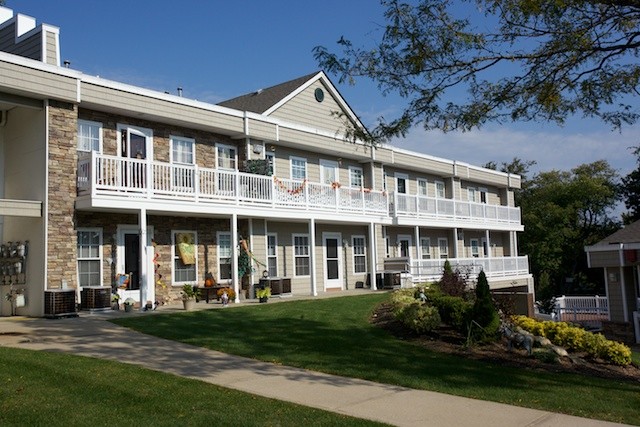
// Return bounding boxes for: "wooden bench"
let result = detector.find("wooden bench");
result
[195,286,223,303]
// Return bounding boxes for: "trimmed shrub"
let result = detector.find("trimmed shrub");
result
[429,294,472,333]
[396,303,441,334]
[512,315,632,365]
[468,271,500,342]
[438,260,469,297]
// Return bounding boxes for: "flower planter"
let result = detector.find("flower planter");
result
[183,299,196,311]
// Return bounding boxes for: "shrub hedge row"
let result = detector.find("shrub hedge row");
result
[512,315,632,366]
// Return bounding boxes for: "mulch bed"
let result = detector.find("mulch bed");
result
[371,302,640,383]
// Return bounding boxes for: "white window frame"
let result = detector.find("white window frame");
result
[293,233,310,277]
[77,119,102,153]
[438,237,449,259]
[172,230,198,285]
[117,124,153,160]
[417,178,428,196]
[470,238,480,258]
[435,181,445,198]
[77,228,103,287]
[170,135,195,165]
[349,166,364,188]
[267,233,278,277]
[290,156,307,181]
[420,237,431,259]
[217,231,232,282]
[352,235,367,274]
[216,143,237,170]
[468,187,477,203]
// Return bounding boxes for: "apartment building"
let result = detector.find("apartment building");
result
[0,7,533,317]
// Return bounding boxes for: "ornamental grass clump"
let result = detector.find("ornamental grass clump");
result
[512,315,632,366]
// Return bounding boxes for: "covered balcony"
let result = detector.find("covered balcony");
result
[76,153,389,217]
[392,192,521,226]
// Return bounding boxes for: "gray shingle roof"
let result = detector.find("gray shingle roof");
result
[598,220,640,245]
[218,72,320,114]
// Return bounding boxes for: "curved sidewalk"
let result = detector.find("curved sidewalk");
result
[0,313,630,427]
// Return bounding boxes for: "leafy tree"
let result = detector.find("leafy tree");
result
[621,146,640,224]
[518,160,620,295]
[315,0,640,140]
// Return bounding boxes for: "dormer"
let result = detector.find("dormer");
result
[0,6,60,66]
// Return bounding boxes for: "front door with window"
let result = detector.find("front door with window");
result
[323,233,342,289]
[397,235,412,258]
[118,125,152,190]
[117,225,154,304]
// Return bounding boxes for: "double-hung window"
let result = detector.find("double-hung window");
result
[417,179,428,196]
[420,237,431,259]
[438,238,449,259]
[293,234,310,276]
[352,236,367,273]
[77,229,102,287]
[217,232,232,281]
[468,187,477,203]
[290,157,307,181]
[435,181,445,198]
[267,234,278,277]
[77,120,102,153]
[173,231,197,284]
[217,144,237,170]
[171,136,195,189]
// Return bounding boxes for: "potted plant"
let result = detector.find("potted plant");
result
[111,293,121,310]
[123,297,136,313]
[181,284,200,311]
[256,286,271,303]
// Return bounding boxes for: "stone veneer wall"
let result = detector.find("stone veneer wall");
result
[47,101,78,289]
[75,212,245,302]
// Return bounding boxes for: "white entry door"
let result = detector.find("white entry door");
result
[323,232,342,289]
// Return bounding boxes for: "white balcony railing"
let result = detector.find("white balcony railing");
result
[392,192,521,225]
[407,256,530,283]
[77,153,389,216]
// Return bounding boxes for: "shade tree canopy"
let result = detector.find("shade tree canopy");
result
[314,0,640,140]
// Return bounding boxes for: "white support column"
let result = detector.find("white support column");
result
[511,231,519,256]
[138,208,148,310]
[414,226,420,260]
[309,218,317,296]
[231,214,239,303]
[485,230,491,258]
[369,222,377,290]
[452,228,459,258]
[248,218,255,291]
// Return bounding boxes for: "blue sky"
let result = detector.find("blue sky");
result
[9,0,640,181]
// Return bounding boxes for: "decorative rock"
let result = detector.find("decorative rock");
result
[550,345,569,357]
[535,336,552,347]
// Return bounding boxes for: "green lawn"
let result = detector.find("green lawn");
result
[0,346,386,427]
[114,293,640,425]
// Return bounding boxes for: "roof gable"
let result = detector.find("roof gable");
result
[218,71,365,137]
[598,220,640,245]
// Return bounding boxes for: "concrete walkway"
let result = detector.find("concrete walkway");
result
[0,302,631,427]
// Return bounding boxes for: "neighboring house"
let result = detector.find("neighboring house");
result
[585,221,640,343]
[0,7,533,317]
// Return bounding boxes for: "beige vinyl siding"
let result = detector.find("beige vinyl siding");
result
[392,151,453,176]
[606,267,625,322]
[246,118,278,142]
[45,30,57,65]
[0,60,76,101]
[589,250,621,268]
[270,81,348,134]
[266,221,312,295]
[250,219,268,274]
[81,82,245,134]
